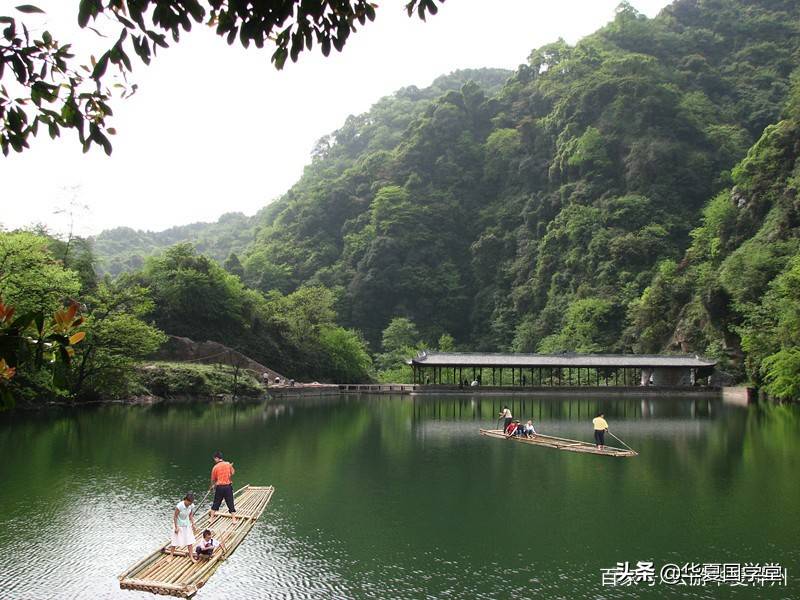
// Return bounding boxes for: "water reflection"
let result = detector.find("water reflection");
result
[406,393,719,422]
[0,396,798,599]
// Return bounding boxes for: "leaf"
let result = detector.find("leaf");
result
[15,5,45,14]
[272,47,288,69]
[69,331,86,345]
[0,306,16,323]
[119,48,132,71]
[92,52,109,79]
[30,84,41,106]
[93,127,112,155]
[78,0,100,28]
[117,15,134,29]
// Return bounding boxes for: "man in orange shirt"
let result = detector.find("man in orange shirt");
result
[209,451,237,523]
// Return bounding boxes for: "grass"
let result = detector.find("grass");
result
[135,361,265,399]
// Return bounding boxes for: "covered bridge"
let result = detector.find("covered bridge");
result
[406,351,716,387]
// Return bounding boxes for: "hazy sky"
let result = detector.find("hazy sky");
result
[2,0,671,236]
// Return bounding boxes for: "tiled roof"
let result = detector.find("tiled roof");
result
[407,351,716,368]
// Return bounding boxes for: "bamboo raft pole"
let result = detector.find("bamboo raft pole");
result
[479,429,638,457]
[119,485,275,597]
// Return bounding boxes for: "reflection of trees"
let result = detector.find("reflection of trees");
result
[0,403,278,504]
[3,396,798,578]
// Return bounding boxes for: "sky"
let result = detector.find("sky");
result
[2,0,672,237]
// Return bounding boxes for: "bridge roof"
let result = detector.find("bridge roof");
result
[406,351,716,369]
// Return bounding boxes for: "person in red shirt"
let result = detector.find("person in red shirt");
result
[209,451,237,523]
[505,421,518,437]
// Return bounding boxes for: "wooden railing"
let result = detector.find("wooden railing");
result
[338,384,419,393]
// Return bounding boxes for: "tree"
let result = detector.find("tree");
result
[48,235,97,291]
[1,0,444,155]
[0,231,81,315]
[223,252,245,279]
[538,298,622,354]
[374,316,421,379]
[381,317,420,355]
[0,298,86,408]
[437,332,455,352]
[69,280,166,399]
[138,242,250,341]
[738,253,800,393]
[264,284,376,381]
[318,325,373,382]
[265,285,337,344]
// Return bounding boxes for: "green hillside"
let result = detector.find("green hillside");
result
[92,68,512,277]
[92,211,258,276]
[91,0,800,392]
[631,86,800,393]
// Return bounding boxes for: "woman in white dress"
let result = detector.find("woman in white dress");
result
[169,492,198,562]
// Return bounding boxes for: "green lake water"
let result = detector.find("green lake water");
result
[0,393,797,599]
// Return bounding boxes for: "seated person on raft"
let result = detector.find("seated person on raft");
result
[194,529,224,559]
[523,420,537,438]
[505,420,520,436]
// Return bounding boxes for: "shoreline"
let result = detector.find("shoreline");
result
[8,393,267,412]
[6,384,780,412]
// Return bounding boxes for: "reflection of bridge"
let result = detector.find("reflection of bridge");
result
[408,394,723,425]
[406,351,716,387]
[412,417,723,446]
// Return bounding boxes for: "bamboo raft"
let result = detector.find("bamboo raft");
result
[479,429,638,457]
[119,485,274,597]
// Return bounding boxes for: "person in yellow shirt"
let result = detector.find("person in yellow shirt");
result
[592,412,609,449]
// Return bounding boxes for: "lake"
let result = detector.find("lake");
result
[0,393,797,599]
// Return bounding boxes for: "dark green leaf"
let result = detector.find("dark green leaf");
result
[15,5,45,14]
[9,311,36,330]
[91,52,109,79]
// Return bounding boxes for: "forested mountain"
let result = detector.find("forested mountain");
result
[632,89,800,395]
[92,211,258,276]
[90,0,800,391]
[92,68,511,278]
[242,0,799,355]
